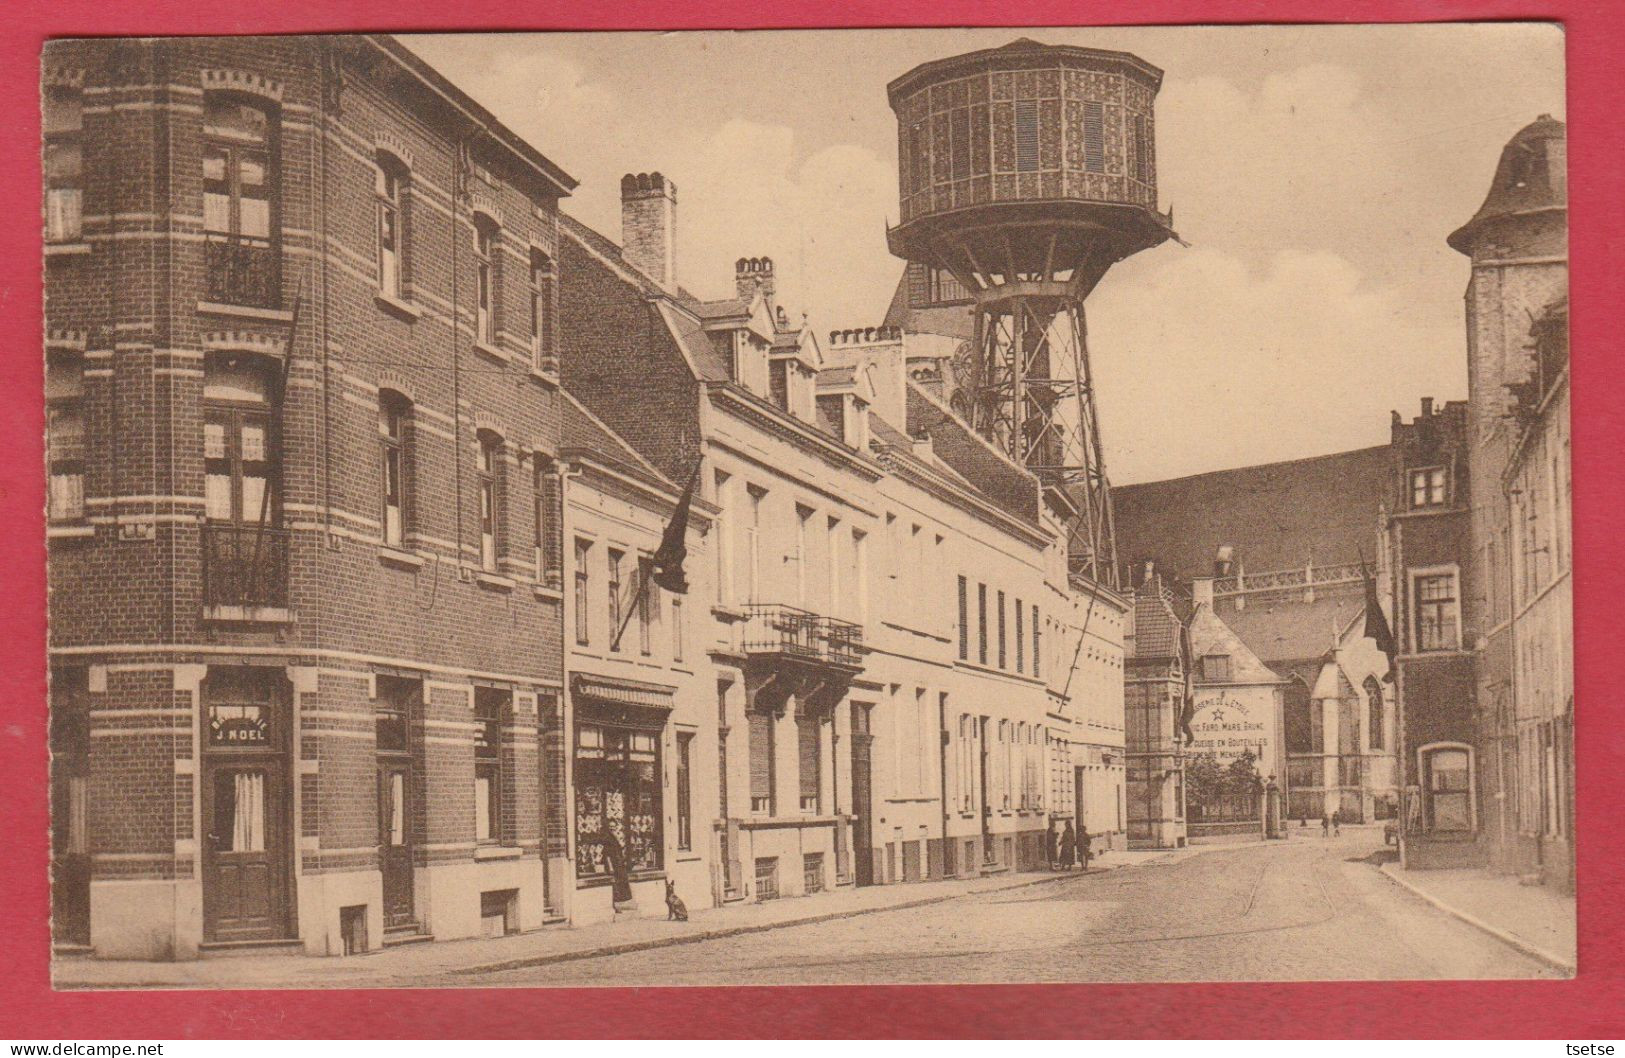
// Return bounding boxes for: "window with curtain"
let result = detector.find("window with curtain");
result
[204,355,278,526]
[202,94,280,308]
[574,722,662,877]
[44,85,83,243]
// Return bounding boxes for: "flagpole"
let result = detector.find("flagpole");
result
[609,566,651,654]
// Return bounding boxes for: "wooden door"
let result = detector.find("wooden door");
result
[379,761,415,928]
[203,763,287,941]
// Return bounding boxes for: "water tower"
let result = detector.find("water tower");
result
[887,39,1176,588]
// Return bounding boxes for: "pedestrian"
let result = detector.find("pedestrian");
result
[1321,813,1330,838]
[1059,820,1077,871]
[1047,821,1060,870]
[1078,826,1093,871]
[1332,809,1342,837]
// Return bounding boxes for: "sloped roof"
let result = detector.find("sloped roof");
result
[1449,114,1567,254]
[1190,604,1283,685]
[905,384,1040,525]
[560,389,676,493]
[1128,577,1183,660]
[819,365,858,387]
[692,297,749,320]
[1113,445,1390,587]
[1214,592,1364,671]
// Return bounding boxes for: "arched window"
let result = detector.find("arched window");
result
[1283,674,1314,755]
[528,249,554,372]
[477,430,503,571]
[378,391,412,546]
[1365,675,1385,752]
[1420,743,1474,833]
[473,215,501,346]
[375,153,411,299]
[202,94,280,308]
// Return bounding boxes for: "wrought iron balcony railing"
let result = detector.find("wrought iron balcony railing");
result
[202,523,290,610]
[204,235,281,310]
[741,604,863,669]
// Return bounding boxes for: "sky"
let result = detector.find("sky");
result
[403,24,1565,484]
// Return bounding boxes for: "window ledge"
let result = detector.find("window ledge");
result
[475,571,515,592]
[203,605,294,624]
[46,241,92,258]
[529,367,561,388]
[374,291,423,321]
[378,545,426,570]
[533,584,564,602]
[48,524,96,539]
[473,340,509,363]
[474,845,523,861]
[712,605,751,624]
[197,302,295,324]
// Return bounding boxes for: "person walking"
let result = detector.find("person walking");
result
[1047,820,1060,871]
[1321,812,1331,838]
[1059,820,1077,871]
[1332,808,1342,837]
[1078,826,1093,871]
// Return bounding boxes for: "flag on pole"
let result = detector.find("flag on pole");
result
[1362,557,1398,681]
[1177,617,1198,745]
[650,461,699,594]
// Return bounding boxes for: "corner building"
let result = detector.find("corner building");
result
[45,36,575,958]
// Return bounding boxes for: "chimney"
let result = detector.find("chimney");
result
[1421,396,1435,418]
[1191,576,1215,611]
[621,172,677,292]
[1214,544,1234,578]
[735,257,776,311]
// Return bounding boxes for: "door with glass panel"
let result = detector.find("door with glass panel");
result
[378,762,416,928]
[203,763,287,941]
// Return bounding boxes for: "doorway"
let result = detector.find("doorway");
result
[850,703,874,886]
[202,762,289,941]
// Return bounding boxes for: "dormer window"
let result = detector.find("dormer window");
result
[1410,467,1447,508]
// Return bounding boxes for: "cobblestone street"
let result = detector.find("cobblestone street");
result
[441,832,1558,987]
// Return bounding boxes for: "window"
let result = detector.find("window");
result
[204,355,278,525]
[203,94,279,308]
[1365,676,1385,751]
[1130,113,1149,183]
[798,712,821,813]
[607,548,624,651]
[717,681,733,828]
[1082,101,1105,173]
[746,486,765,602]
[533,456,554,581]
[748,708,774,815]
[375,156,407,298]
[637,556,654,656]
[473,215,498,345]
[44,85,83,243]
[1014,99,1039,172]
[574,723,662,877]
[1015,600,1024,673]
[477,433,502,571]
[997,591,1007,669]
[803,852,825,894]
[754,857,780,900]
[977,583,988,665]
[671,597,684,661]
[473,688,507,844]
[853,529,869,624]
[827,516,844,617]
[573,538,592,645]
[1413,571,1460,652]
[957,576,969,660]
[794,504,812,605]
[528,250,553,370]
[769,359,790,411]
[1410,467,1447,508]
[713,470,732,604]
[46,355,85,523]
[379,394,410,546]
[927,267,969,305]
[1032,605,1041,679]
[1421,744,1473,833]
[1202,655,1232,683]
[675,733,694,851]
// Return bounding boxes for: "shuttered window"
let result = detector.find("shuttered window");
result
[749,710,774,814]
[798,715,821,812]
[1014,100,1039,172]
[1083,102,1105,173]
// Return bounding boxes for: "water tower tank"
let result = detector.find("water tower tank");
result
[886,38,1178,587]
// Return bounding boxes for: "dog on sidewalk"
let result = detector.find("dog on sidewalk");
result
[665,879,689,922]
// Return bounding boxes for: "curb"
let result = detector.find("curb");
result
[1377,863,1575,975]
[451,870,1083,976]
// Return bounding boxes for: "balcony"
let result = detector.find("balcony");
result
[204,235,281,310]
[202,523,290,617]
[741,604,863,669]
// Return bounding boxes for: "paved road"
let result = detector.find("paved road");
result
[446,833,1557,986]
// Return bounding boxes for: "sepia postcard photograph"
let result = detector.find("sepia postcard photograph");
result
[37,21,1578,996]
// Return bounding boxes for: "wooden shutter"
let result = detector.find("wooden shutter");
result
[749,710,773,801]
[798,717,820,802]
[1083,102,1105,173]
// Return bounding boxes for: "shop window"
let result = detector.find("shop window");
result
[474,688,509,844]
[378,392,411,546]
[1413,570,1460,652]
[202,93,280,308]
[1421,744,1474,833]
[574,723,662,878]
[676,732,693,851]
[375,153,409,299]
[44,85,83,244]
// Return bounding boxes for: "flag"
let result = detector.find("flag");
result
[1177,618,1197,746]
[650,461,699,594]
[1362,559,1397,681]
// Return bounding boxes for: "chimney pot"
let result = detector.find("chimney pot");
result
[621,171,677,292]
[735,255,776,309]
[1421,396,1435,417]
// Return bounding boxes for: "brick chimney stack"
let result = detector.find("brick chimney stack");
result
[735,256,775,312]
[621,172,677,292]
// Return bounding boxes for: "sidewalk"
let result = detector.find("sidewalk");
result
[1380,862,1577,974]
[56,847,1194,990]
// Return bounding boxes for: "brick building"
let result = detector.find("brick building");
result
[1447,116,1571,893]
[1124,569,1188,849]
[45,36,575,958]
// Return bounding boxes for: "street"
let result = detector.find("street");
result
[438,833,1557,986]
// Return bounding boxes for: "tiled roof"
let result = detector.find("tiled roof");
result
[691,297,749,320]
[1113,445,1390,587]
[905,384,1040,525]
[819,365,858,387]
[1212,592,1364,671]
[1129,577,1183,659]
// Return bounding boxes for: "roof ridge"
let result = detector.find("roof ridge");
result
[1117,444,1391,490]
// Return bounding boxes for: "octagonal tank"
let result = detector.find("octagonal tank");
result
[887,38,1174,280]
